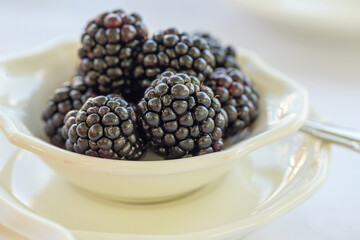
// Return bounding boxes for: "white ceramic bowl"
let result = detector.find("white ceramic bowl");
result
[0,39,309,203]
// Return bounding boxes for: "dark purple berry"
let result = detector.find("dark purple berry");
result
[131,28,216,103]
[194,32,241,69]
[138,72,226,159]
[63,95,146,160]
[205,67,259,137]
[42,74,98,148]
[78,9,148,100]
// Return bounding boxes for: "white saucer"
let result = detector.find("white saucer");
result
[0,126,330,240]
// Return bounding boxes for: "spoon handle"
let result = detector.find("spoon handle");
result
[301,120,360,152]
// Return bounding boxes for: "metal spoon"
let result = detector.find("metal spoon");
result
[301,120,360,152]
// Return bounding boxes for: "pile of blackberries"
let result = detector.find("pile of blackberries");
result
[42,9,259,160]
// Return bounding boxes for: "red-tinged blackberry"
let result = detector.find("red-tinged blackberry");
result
[63,95,145,160]
[42,75,98,148]
[132,28,216,101]
[194,32,240,69]
[78,9,148,95]
[138,71,227,159]
[205,68,259,137]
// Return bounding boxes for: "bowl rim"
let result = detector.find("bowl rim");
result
[0,38,309,175]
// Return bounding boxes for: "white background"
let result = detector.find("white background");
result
[0,0,359,239]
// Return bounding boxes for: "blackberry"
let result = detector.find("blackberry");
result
[138,72,227,159]
[132,28,216,102]
[64,95,145,160]
[205,68,259,136]
[194,32,240,69]
[78,9,148,96]
[61,109,79,142]
[42,75,97,148]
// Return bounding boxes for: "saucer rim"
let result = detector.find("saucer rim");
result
[0,126,330,240]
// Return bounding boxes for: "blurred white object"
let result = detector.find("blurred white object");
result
[0,188,74,240]
[226,0,360,34]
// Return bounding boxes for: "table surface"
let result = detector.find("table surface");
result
[0,0,359,239]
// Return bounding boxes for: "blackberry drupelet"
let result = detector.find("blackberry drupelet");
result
[194,32,240,69]
[138,71,227,159]
[42,75,97,148]
[63,95,145,160]
[132,28,216,101]
[205,67,259,137]
[78,9,148,96]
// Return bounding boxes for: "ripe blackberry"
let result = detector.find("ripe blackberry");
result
[78,9,148,95]
[138,72,227,159]
[205,68,259,137]
[64,95,145,160]
[42,75,97,148]
[194,32,240,69]
[132,28,216,101]
[61,109,79,142]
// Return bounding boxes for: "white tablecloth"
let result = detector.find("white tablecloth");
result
[0,0,359,239]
